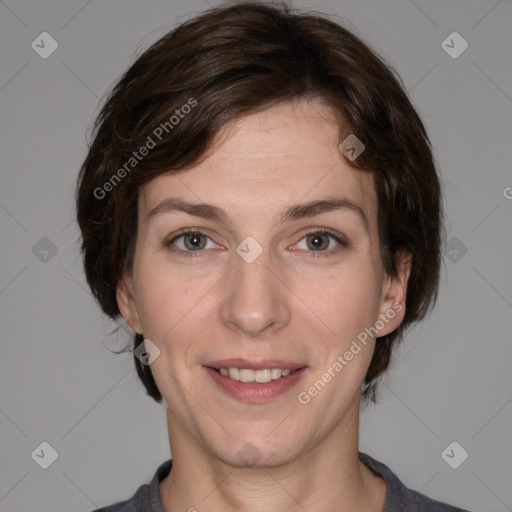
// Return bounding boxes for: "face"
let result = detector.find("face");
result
[117,98,409,468]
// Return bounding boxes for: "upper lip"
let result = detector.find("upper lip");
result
[204,358,306,370]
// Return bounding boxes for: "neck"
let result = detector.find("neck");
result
[159,401,386,512]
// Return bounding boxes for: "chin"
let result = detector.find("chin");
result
[207,436,301,469]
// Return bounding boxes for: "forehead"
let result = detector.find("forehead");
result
[139,99,377,227]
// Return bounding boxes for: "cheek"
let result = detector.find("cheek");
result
[133,251,182,338]
[133,251,219,345]
[297,261,382,345]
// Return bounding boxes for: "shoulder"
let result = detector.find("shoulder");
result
[359,452,472,512]
[91,498,138,512]
[89,459,172,512]
[89,487,144,512]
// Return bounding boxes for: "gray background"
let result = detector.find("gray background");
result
[1,0,511,511]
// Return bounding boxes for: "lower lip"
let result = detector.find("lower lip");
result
[204,366,307,403]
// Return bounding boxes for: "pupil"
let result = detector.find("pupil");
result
[309,234,326,250]
[186,233,204,250]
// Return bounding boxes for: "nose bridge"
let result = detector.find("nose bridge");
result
[219,239,290,337]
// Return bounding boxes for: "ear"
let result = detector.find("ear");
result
[116,272,143,334]
[375,250,412,337]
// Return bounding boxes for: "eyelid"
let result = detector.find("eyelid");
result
[298,227,348,244]
[165,228,224,256]
[291,227,348,257]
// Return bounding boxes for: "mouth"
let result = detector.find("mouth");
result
[203,359,307,402]
[211,366,301,383]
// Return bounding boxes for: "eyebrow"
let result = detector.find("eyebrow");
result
[147,196,369,233]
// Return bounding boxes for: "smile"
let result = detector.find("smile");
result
[204,365,308,402]
[216,367,292,383]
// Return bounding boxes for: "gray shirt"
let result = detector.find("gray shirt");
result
[91,453,471,511]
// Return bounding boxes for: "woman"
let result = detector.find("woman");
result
[76,2,470,510]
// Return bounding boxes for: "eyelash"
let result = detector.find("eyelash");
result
[165,228,347,259]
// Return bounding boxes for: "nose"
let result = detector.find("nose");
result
[219,245,291,338]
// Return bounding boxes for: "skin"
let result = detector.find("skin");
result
[117,98,411,512]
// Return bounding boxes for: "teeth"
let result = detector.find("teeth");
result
[228,368,240,381]
[240,369,256,382]
[271,368,282,380]
[219,367,292,383]
[255,369,272,383]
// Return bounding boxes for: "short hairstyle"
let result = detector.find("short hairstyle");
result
[75,1,443,403]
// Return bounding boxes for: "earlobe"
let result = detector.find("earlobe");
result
[376,251,412,337]
[116,273,143,334]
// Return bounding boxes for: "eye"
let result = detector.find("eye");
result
[165,228,347,259]
[166,230,220,258]
[294,229,346,257]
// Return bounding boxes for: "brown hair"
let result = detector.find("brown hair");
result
[75,1,443,403]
